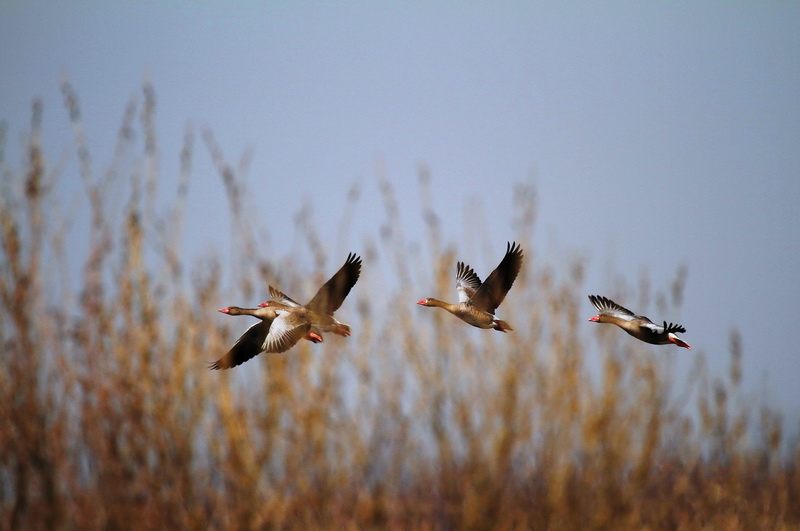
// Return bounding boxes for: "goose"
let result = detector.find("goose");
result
[588,294,691,349]
[417,241,523,332]
[210,306,321,370]
[260,252,362,338]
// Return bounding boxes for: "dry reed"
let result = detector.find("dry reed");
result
[1,84,798,530]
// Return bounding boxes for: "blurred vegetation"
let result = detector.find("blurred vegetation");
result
[1,83,798,530]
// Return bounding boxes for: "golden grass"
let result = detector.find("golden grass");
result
[1,83,798,529]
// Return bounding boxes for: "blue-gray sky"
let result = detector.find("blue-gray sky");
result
[2,2,799,421]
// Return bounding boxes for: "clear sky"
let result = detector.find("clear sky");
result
[2,2,799,420]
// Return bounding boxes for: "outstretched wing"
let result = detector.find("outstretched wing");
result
[588,295,638,321]
[268,285,303,307]
[662,321,687,334]
[455,261,482,303]
[210,320,270,370]
[469,242,523,314]
[262,311,312,352]
[306,253,362,314]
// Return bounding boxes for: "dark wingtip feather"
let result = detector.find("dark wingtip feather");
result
[456,261,476,277]
[663,321,687,334]
[347,252,363,275]
[588,294,605,311]
[588,295,637,317]
[347,252,363,270]
[506,241,523,260]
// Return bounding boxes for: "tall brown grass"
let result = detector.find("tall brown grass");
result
[1,83,798,529]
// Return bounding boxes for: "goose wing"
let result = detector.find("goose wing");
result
[468,242,523,314]
[262,310,312,352]
[269,285,303,307]
[455,261,482,303]
[662,321,687,334]
[306,252,362,314]
[588,295,639,322]
[210,320,271,370]
[639,320,686,335]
